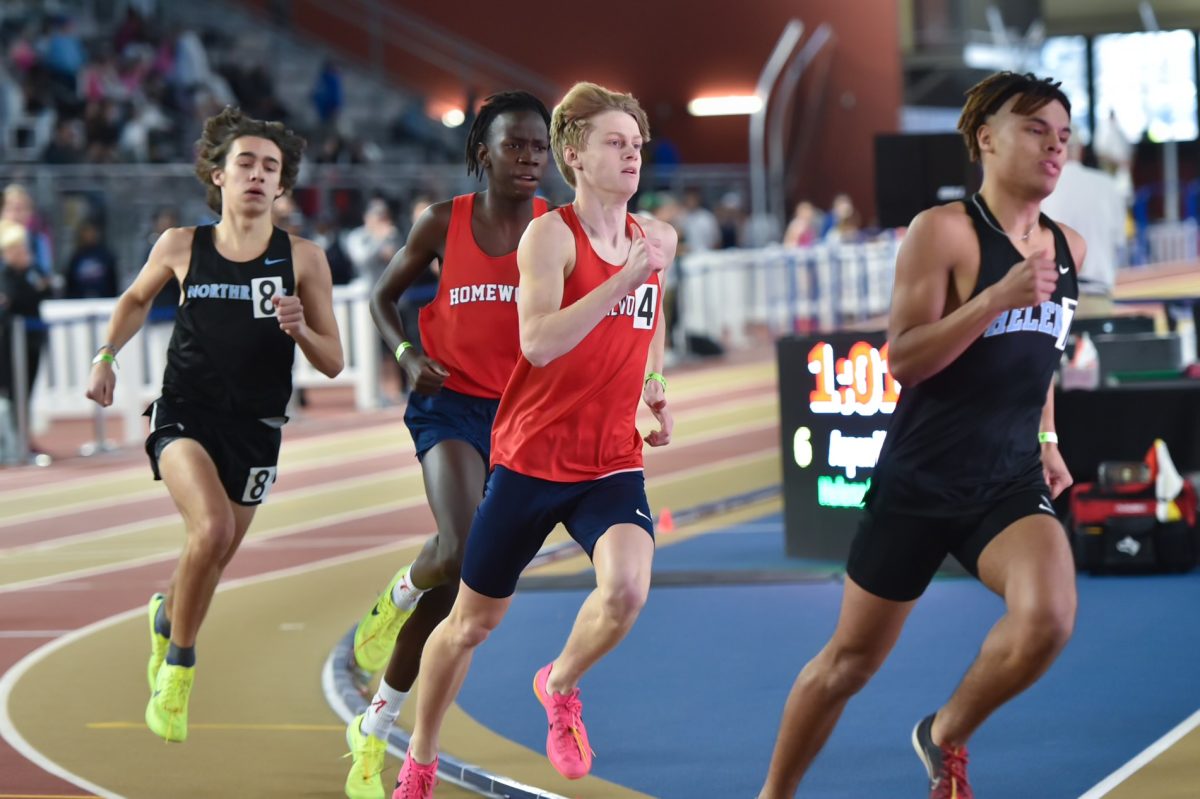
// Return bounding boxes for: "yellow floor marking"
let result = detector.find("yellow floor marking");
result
[86,721,343,732]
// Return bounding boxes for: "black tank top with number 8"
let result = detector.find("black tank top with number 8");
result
[161,224,296,418]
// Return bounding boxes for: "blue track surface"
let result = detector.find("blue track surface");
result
[458,514,1200,798]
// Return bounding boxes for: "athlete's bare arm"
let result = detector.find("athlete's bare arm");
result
[639,217,677,446]
[516,213,666,367]
[370,202,451,353]
[886,205,1060,386]
[369,202,452,393]
[284,237,344,378]
[86,227,193,407]
[1038,222,1084,498]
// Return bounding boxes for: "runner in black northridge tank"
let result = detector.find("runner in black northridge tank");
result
[758,71,1084,799]
[86,108,344,745]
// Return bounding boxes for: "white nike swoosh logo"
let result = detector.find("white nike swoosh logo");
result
[635,508,652,522]
[265,257,288,265]
[1039,499,1055,513]
[1058,263,1069,274]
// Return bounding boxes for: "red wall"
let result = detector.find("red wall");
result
[282,0,903,217]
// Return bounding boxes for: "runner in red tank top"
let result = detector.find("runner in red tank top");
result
[341,91,552,799]
[396,82,679,797]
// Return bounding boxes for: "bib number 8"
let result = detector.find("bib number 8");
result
[251,277,284,319]
[633,283,658,330]
[242,466,277,503]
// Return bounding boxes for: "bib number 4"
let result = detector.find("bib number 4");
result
[633,283,658,330]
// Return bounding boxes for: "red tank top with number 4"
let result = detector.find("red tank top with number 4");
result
[490,205,661,481]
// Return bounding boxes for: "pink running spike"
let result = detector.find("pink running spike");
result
[532,662,594,780]
[392,751,437,799]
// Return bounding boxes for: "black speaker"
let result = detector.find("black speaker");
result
[1071,315,1156,338]
[874,133,982,228]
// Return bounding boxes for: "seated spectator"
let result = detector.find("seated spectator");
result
[681,187,721,253]
[715,191,746,249]
[310,59,342,129]
[783,201,821,247]
[0,220,51,404]
[1,184,53,278]
[41,116,86,163]
[271,194,306,236]
[145,206,182,318]
[823,193,861,244]
[64,220,119,298]
[342,197,399,287]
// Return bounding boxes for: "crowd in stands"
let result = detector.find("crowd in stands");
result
[0,6,451,167]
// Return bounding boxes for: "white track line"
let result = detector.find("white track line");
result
[0,437,413,529]
[0,421,408,503]
[0,536,426,799]
[2,417,776,567]
[0,501,427,595]
[1,437,780,798]
[0,375,772,505]
[0,460,426,557]
[1,442,777,595]
[0,394,773,533]
[1076,707,1200,798]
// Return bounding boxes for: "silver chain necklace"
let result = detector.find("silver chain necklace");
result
[972,193,1036,241]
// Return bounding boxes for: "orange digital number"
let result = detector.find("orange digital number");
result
[880,342,900,412]
[807,342,840,413]
[809,341,901,416]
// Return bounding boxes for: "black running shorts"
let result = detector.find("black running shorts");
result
[144,397,283,506]
[845,485,1060,601]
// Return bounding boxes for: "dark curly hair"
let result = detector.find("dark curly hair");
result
[194,107,306,212]
[464,90,551,180]
[957,72,1071,162]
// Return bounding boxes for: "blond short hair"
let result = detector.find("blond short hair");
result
[0,219,27,250]
[550,82,650,187]
[3,183,30,203]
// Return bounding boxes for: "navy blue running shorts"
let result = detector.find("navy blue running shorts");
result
[460,465,656,599]
[404,387,500,463]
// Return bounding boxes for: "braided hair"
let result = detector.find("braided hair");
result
[464,90,551,180]
[957,72,1070,162]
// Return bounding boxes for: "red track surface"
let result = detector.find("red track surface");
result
[0,361,778,797]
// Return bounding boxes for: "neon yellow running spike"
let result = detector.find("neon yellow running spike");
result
[352,567,417,673]
[146,593,169,692]
[343,713,386,799]
[145,663,194,743]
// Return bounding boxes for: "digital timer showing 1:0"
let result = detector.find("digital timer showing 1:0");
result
[807,340,901,416]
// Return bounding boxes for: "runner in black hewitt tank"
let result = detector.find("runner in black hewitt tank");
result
[86,108,343,745]
[758,72,1086,799]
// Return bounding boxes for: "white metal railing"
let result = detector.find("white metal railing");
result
[679,237,900,347]
[1147,219,1199,264]
[26,281,379,444]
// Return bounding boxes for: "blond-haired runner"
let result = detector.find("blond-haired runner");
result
[392,81,677,798]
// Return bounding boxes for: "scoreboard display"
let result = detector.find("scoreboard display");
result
[777,332,896,560]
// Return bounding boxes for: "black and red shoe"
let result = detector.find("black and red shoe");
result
[912,713,973,799]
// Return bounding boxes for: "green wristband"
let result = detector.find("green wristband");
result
[644,372,667,391]
[92,352,118,369]
[1038,431,1058,444]
[394,341,414,362]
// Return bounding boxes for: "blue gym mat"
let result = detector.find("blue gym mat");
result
[458,514,1200,798]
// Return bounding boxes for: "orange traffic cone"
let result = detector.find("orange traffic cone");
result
[657,507,675,533]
